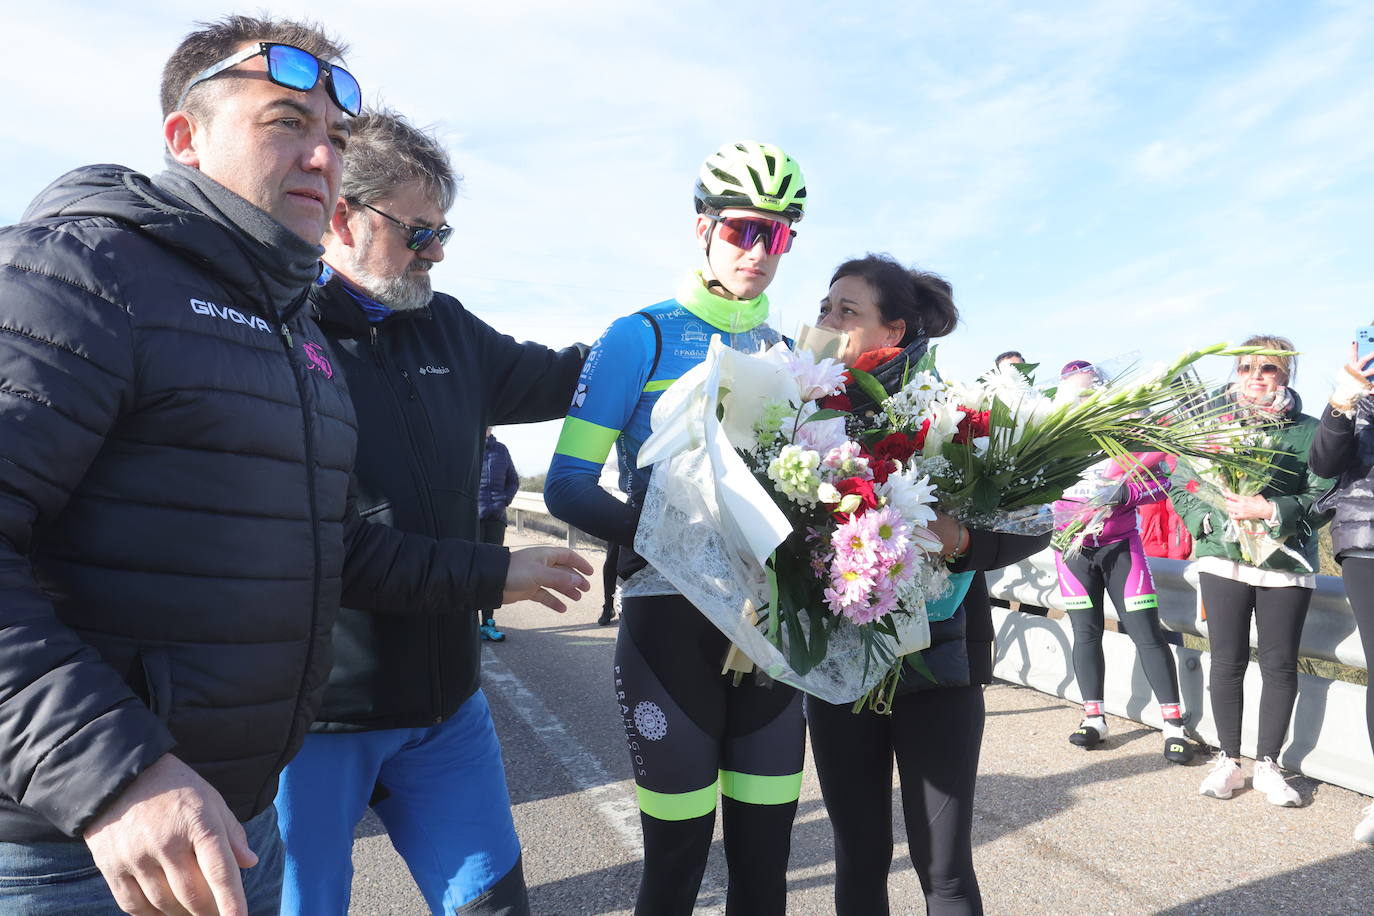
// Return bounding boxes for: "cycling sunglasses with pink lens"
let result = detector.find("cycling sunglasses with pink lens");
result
[705,214,796,255]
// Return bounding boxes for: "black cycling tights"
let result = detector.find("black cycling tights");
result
[1339,557,1374,758]
[1058,539,1181,705]
[1199,572,1311,760]
[808,685,986,916]
[615,595,803,916]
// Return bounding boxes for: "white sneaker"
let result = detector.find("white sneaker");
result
[1355,804,1374,844]
[1252,758,1302,807]
[1198,752,1244,799]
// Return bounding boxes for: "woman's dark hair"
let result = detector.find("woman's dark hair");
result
[828,253,959,345]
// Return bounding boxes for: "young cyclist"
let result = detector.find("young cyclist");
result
[546,141,807,916]
[1052,444,1193,764]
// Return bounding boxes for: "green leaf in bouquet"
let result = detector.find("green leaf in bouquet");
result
[848,367,889,409]
[970,476,1002,515]
[771,547,827,675]
[910,343,939,376]
[906,650,937,685]
[800,408,848,424]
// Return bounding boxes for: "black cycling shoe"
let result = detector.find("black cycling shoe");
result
[1163,734,1195,764]
[597,607,617,626]
[1069,723,1105,748]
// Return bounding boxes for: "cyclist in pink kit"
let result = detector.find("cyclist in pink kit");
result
[1052,362,1194,764]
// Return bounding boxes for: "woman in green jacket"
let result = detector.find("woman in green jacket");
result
[1171,335,1333,806]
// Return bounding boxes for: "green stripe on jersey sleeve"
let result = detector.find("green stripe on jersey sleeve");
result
[554,416,621,464]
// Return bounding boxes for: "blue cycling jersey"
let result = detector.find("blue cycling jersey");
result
[545,274,782,547]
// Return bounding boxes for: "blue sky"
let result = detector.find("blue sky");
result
[2,1,1370,472]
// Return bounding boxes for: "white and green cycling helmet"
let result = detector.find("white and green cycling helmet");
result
[694,140,806,222]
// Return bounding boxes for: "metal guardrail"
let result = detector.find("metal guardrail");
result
[509,491,604,550]
[987,549,1373,797]
[506,493,1373,796]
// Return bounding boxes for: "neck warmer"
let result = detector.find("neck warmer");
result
[153,158,322,315]
[675,272,769,333]
[1231,384,1296,421]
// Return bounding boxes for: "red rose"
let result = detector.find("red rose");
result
[953,409,990,445]
[818,393,853,412]
[833,477,879,519]
[914,418,931,450]
[869,432,921,464]
[866,457,898,484]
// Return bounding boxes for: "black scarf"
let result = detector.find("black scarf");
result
[153,158,322,317]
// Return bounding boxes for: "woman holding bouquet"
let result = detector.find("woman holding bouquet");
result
[809,254,1049,916]
[1307,342,1374,840]
[545,141,807,915]
[1171,337,1333,806]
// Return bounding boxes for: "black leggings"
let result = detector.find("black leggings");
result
[1339,557,1374,759]
[1199,572,1311,760]
[1056,540,1181,706]
[808,685,985,916]
[615,595,803,916]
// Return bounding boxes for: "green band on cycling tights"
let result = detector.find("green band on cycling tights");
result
[1062,595,1094,611]
[719,769,802,805]
[636,780,718,821]
[1125,593,1159,611]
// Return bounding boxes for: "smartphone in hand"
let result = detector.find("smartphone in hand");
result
[1359,326,1374,364]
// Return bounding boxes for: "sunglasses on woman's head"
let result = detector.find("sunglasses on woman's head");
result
[705,214,796,255]
[1237,362,1282,375]
[176,42,362,116]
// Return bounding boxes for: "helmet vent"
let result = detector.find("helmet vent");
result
[764,154,777,173]
[710,166,744,188]
[746,166,764,192]
[776,174,792,198]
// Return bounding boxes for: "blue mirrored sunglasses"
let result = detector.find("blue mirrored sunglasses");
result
[176,42,361,116]
[354,201,453,252]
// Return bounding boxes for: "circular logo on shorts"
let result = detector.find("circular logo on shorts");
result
[633,701,668,741]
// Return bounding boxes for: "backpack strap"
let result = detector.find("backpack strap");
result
[636,310,664,391]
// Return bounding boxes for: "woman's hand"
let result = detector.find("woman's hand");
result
[1222,489,1273,522]
[1345,342,1374,383]
[928,510,968,557]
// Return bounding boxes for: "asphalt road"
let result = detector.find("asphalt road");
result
[348,533,1374,915]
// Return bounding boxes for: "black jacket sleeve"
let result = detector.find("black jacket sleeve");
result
[0,230,174,836]
[478,318,587,427]
[1309,406,1357,480]
[950,529,1052,575]
[340,480,510,614]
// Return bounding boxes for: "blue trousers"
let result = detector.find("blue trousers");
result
[0,804,283,914]
[275,689,525,914]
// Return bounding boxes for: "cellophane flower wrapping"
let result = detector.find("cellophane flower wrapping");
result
[632,338,939,705]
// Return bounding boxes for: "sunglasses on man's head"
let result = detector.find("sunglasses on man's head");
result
[705,214,796,255]
[1237,362,1282,376]
[354,201,453,252]
[176,42,362,117]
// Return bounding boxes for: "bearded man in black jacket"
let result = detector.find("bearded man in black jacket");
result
[0,17,589,916]
[273,109,587,916]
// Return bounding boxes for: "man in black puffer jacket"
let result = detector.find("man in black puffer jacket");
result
[274,109,586,916]
[0,17,589,916]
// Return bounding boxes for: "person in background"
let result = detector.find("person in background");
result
[995,349,1025,370]
[479,428,521,641]
[811,254,1049,916]
[1052,444,1193,764]
[1308,340,1374,841]
[1137,455,1194,561]
[1172,336,1332,807]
